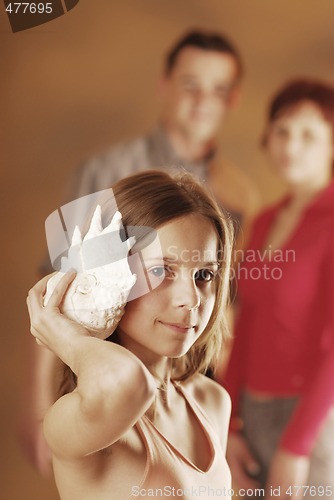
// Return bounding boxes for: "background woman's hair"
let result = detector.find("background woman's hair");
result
[58,169,234,397]
[262,78,334,148]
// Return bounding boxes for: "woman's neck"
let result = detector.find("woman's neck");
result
[288,173,332,210]
[116,329,176,410]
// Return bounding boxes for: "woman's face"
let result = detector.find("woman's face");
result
[117,214,219,362]
[266,100,334,188]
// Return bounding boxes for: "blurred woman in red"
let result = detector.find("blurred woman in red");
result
[223,79,334,499]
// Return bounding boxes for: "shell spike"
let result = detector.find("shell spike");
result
[84,205,103,240]
[126,236,136,251]
[60,255,69,272]
[71,225,82,247]
[102,210,122,234]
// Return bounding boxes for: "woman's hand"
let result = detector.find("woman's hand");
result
[227,432,261,491]
[265,449,310,499]
[26,271,89,364]
[27,271,156,460]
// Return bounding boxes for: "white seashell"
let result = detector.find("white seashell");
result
[44,206,136,339]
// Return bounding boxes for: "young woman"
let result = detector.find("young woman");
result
[223,79,334,499]
[27,170,234,500]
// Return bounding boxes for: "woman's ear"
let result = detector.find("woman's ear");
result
[157,74,168,100]
[261,130,269,149]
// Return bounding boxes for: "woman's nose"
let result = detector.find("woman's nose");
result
[284,136,302,156]
[173,275,201,310]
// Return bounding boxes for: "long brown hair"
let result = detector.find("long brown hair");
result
[106,170,233,379]
[59,169,233,396]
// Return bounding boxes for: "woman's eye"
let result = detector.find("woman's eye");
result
[195,269,215,282]
[150,267,166,278]
[275,126,288,138]
[148,266,176,282]
[303,130,314,142]
[149,266,174,279]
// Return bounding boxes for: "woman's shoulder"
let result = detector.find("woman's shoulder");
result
[253,197,288,225]
[181,374,231,431]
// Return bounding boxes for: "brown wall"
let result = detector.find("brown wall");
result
[1,1,334,498]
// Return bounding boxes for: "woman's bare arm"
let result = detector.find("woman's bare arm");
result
[27,273,156,460]
[17,340,57,475]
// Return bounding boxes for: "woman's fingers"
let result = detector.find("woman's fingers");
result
[27,272,57,312]
[27,271,76,343]
[26,271,89,358]
[46,271,76,309]
[26,283,45,321]
[27,271,76,312]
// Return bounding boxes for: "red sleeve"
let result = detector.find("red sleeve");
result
[280,235,334,456]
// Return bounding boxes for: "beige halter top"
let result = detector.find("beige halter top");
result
[128,381,231,499]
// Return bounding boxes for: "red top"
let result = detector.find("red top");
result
[224,180,334,456]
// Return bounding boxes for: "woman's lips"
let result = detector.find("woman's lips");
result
[159,321,195,334]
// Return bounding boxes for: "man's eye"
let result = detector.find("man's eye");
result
[195,269,215,282]
[215,86,230,98]
[184,85,197,92]
[182,80,198,91]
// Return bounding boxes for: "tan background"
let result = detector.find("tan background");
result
[1,1,334,498]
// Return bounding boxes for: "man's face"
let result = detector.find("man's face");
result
[161,47,239,143]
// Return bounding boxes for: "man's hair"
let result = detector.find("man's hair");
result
[164,29,243,81]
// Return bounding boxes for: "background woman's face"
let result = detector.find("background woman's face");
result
[266,101,334,188]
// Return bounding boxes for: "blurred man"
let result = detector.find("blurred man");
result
[19,30,259,475]
[41,30,258,263]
